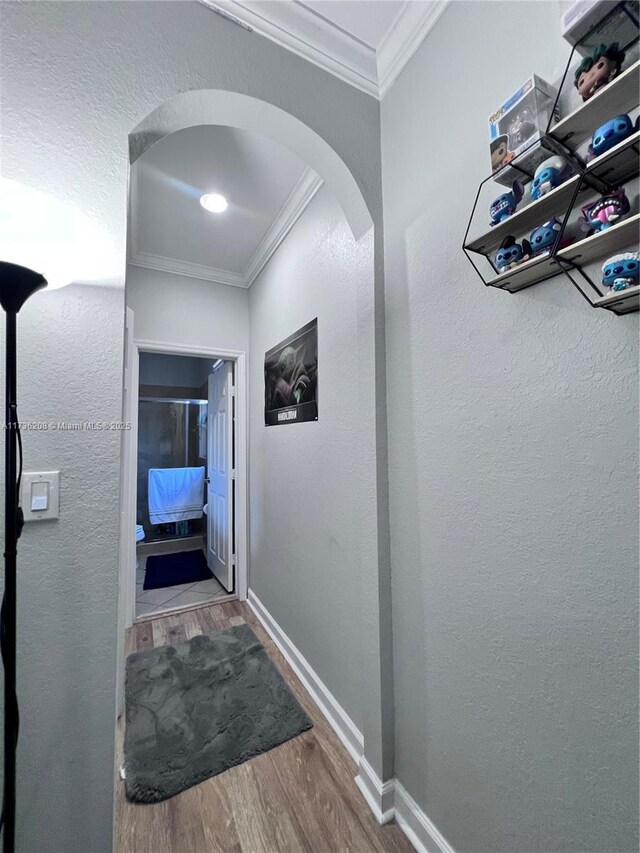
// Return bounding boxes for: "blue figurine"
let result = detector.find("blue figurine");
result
[602,252,639,291]
[588,114,638,160]
[529,219,562,256]
[490,180,524,225]
[495,235,532,273]
[530,155,572,201]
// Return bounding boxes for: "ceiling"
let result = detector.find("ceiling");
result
[129,125,322,287]
[299,1,405,48]
[198,0,449,98]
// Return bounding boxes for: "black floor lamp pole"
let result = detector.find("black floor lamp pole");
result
[0,263,47,853]
[3,308,18,853]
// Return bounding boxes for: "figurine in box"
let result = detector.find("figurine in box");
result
[574,43,626,101]
[529,219,562,256]
[490,180,524,225]
[488,76,558,186]
[587,114,638,160]
[490,135,514,172]
[602,252,639,291]
[581,188,630,234]
[530,155,572,200]
[495,235,532,273]
[507,108,536,148]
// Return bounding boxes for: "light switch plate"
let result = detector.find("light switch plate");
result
[21,471,60,522]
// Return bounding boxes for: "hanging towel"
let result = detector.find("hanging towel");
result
[148,467,205,525]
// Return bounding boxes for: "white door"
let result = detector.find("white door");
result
[207,362,234,591]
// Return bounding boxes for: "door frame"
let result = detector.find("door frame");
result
[120,337,248,629]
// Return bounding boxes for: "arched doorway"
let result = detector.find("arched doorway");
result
[129,89,373,241]
[118,90,391,830]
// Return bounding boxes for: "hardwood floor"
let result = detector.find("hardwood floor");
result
[115,600,412,853]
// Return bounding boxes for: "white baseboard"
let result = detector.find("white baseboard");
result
[247,589,454,853]
[394,781,455,853]
[354,756,395,824]
[247,588,364,764]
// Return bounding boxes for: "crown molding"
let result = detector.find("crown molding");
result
[128,249,248,287]
[128,164,323,288]
[244,168,323,286]
[377,1,449,98]
[198,0,449,99]
[199,0,379,97]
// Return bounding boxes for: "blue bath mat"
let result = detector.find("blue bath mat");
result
[143,549,213,590]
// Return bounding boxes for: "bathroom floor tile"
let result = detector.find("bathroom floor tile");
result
[155,582,196,596]
[163,589,221,608]
[135,603,159,616]
[136,587,181,606]
[189,577,226,595]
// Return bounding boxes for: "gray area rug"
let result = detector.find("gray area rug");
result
[124,623,313,803]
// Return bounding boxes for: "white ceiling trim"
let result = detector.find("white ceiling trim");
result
[198,0,449,99]
[200,0,379,96]
[128,166,323,289]
[244,167,323,286]
[377,1,449,98]
[128,249,248,288]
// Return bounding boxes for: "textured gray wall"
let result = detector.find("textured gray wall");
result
[249,186,377,731]
[13,286,123,853]
[381,2,639,851]
[0,2,386,850]
[127,266,250,354]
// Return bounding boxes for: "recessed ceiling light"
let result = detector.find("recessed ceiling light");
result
[200,192,228,214]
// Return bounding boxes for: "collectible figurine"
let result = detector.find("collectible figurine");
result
[530,155,572,200]
[488,76,557,179]
[495,235,532,273]
[574,43,625,102]
[529,219,562,256]
[508,108,536,148]
[581,188,630,234]
[490,180,524,225]
[588,114,638,160]
[602,252,639,291]
[490,135,514,172]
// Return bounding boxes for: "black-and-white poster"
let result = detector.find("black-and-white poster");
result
[264,319,318,426]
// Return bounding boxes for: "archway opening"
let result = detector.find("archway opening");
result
[128,89,373,241]
[117,93,383,831]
